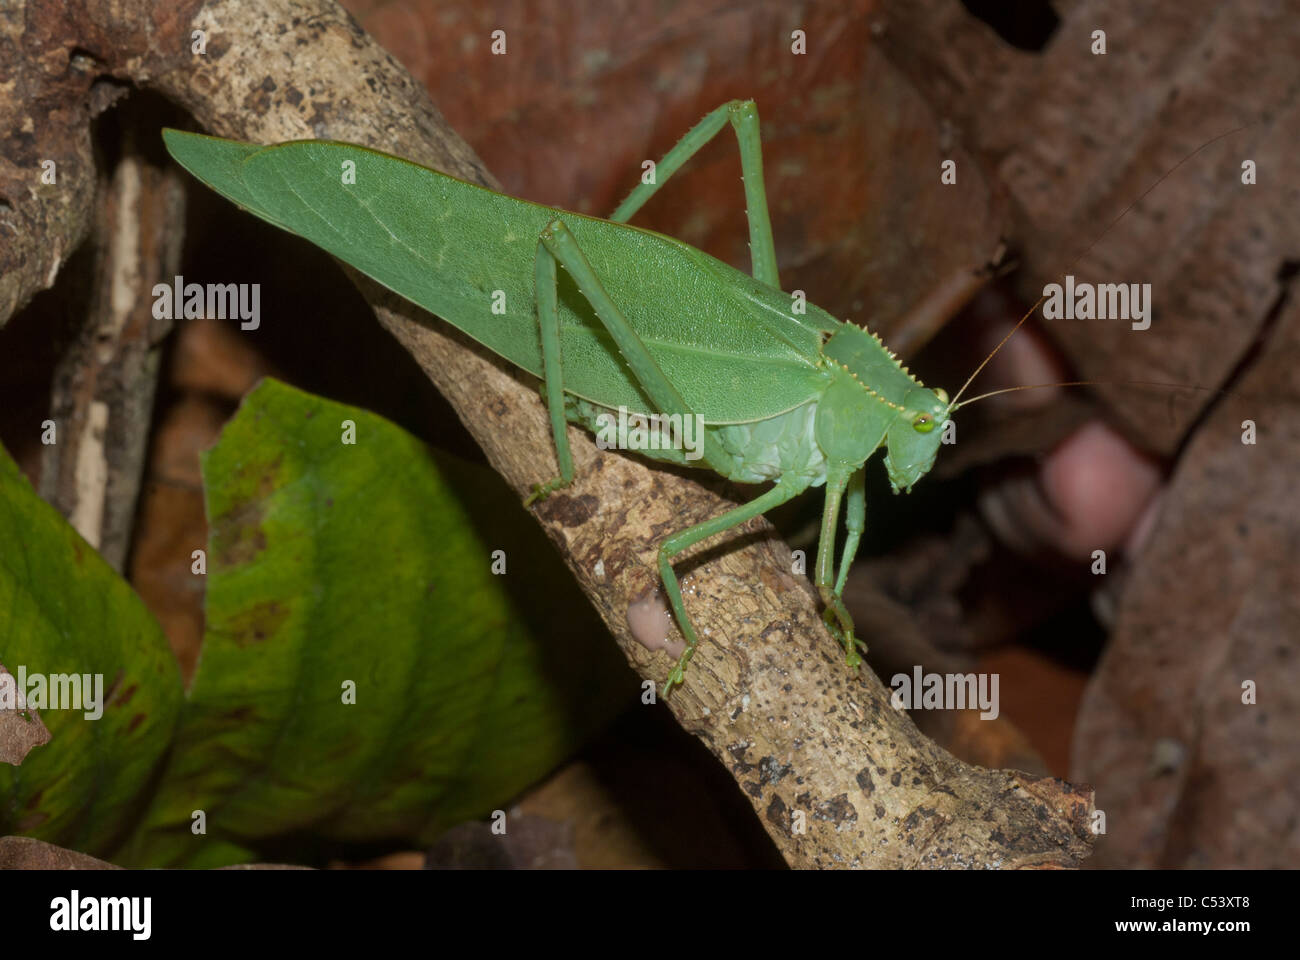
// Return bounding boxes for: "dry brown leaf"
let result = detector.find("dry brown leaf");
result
[1072,292,1300,868]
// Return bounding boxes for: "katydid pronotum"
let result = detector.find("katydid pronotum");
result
[161,100,1224,695]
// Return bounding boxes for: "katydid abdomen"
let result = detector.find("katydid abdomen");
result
[568,394,828,485]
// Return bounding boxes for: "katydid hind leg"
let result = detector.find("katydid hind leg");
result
[815,464,863,667]
[656,476,810,695]
[609,100,780,287]
[523,239,576,506]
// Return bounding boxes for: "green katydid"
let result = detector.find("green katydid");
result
[159,100,1208,694]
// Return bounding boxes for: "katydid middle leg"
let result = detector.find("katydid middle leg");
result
[656,473,811,694]
[609,99,780,287]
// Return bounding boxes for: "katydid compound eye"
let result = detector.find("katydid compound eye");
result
[912,414,934,433]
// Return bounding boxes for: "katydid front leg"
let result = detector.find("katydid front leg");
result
[816,463,866,667]
[836,466,866,598]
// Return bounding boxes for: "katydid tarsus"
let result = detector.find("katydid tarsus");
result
[161,101,1230,695]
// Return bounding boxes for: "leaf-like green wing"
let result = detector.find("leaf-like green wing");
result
[122,379,629,867]
[0,444,182,855]
[163,129,828,425]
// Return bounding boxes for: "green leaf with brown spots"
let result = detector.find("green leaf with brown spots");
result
[120,378,630,867]
[0,442,183,855]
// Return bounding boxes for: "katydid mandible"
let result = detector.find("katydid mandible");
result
[163,100,970,694]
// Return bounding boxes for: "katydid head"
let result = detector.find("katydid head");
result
[883,385,951,493]
[814,327,953,491]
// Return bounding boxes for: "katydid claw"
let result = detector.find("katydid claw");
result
[822,610,864,668]
[661,641,697,697]
[661,664,685,698]
[524,476,569,506]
